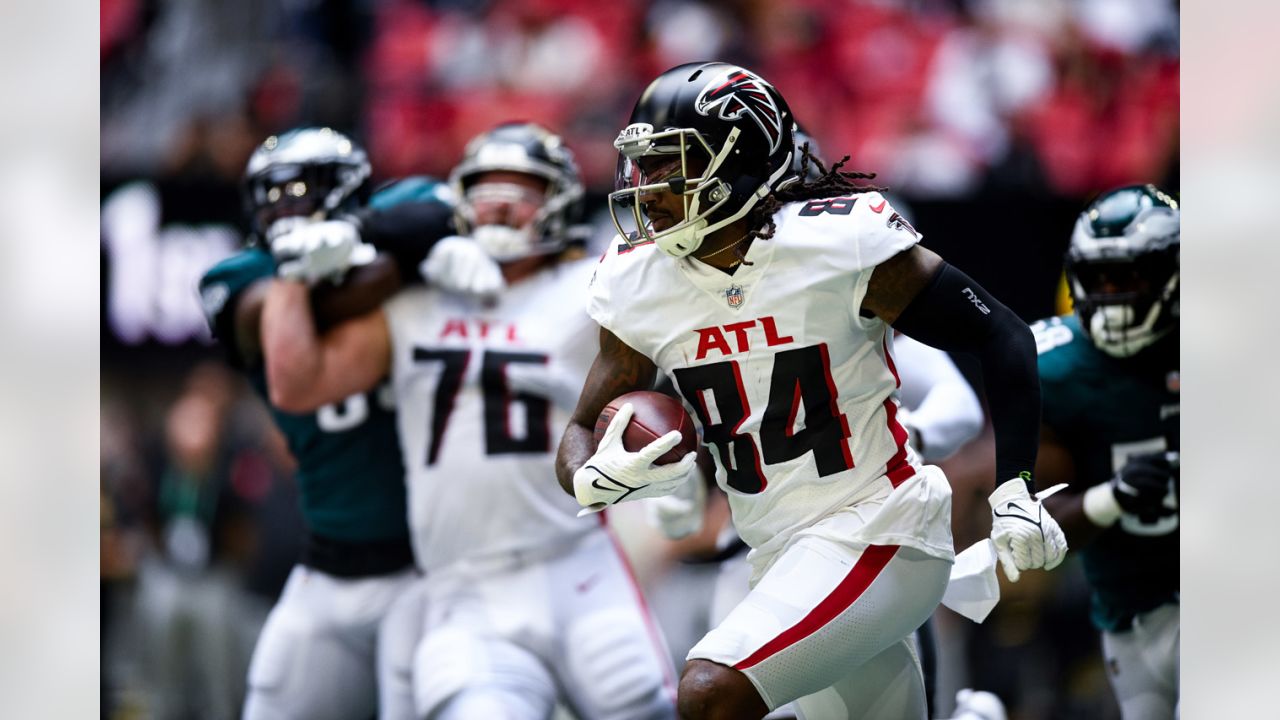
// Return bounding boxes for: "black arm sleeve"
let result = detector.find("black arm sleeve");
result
[891,262,1040,490]
[351,199,456,284]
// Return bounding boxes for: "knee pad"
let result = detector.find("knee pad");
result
[564,608,670,717]
[414,627,555,720]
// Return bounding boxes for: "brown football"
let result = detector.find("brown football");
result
[594,390,697,465]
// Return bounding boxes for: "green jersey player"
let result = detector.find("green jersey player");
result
[1037,185,1180,720]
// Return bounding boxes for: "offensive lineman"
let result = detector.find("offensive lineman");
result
[1036,185,1180,719]
[259,122,678,719]
[198,127,499,720]
[556,62,1066,719]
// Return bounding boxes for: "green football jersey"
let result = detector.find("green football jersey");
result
[198,248,409,543]
[1034,314,1179,631]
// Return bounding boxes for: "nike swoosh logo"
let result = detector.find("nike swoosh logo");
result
[869,199,887,214]
[587,466,641,503]
[993,507,1043,530]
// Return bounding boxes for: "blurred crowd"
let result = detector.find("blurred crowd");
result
[100,0,1179,718]
[101,0,1178,197]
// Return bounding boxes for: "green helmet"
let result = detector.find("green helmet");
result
[1065,184,1179,357]
[242,127,371,242]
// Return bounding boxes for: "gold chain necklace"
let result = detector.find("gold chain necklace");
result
[698,234,753,267]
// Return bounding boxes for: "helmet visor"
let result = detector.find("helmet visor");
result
[463,181,548,231]
[1069,260,1149,303]
[246,164,340,231]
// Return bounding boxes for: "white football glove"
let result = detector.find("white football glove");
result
[573,403,698,515]
[420,235,506,297]
[950,688,1008,720]
[988,478,1068,582]
[271,219,375,284]
[645,461,707,539]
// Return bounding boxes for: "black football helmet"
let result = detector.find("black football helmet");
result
[242,127,371,242]
[449,122,584,262]
[1065,184,1180,357]
[610,62,795,257]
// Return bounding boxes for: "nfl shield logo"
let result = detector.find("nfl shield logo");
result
[725,284,745,308]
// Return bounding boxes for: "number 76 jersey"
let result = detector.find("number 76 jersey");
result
[588,194,955,569]
[384,258,602,572]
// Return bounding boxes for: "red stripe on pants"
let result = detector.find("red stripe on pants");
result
[734,544,900,670]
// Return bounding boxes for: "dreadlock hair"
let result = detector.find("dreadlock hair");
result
[733,143,886,266]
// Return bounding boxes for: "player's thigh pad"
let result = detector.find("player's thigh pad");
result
[244,566,412,720]
[1103,603,1179,720]
[557,531,677,720]
[413,625,557,720]
[688,539,949,711]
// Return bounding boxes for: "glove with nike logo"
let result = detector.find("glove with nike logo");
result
[573,403,698,515]
[988,477,1068,582]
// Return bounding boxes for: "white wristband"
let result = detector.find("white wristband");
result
[1083,483,1122,527]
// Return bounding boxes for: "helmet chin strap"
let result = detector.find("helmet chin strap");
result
[679,152,793,258]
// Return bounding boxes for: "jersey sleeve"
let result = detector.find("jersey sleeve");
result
[584,239,620,332]
[1032,315,1086,433]
[197,248,274,362]
[849,192,923,269]
[819,192,922,317]
[355,176,457,285]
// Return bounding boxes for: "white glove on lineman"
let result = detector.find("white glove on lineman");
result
[988,478,1068,582]
[645,461,707,539]
[271,219,375,283]
[574,403,698,515]
[420,235,506,297]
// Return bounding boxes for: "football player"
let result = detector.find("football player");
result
[198,127,500,720]
[1035,185,1180,719]
[556,62,1066,719]
[258,122,678,720]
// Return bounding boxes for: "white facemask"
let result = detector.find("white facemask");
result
[472,224,535,262]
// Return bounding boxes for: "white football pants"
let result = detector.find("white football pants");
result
[241,565,418,720]
[1102,602,1179,720]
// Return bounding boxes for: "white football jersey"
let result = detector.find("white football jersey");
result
[385,257,601,572]
[588,193,953,567]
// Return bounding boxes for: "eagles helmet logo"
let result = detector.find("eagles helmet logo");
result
[695,68,784,154]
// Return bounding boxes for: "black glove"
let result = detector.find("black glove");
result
[1111,451,1179,525]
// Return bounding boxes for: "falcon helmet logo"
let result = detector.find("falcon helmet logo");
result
[725,284,745,307]
[695,68,784,154]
